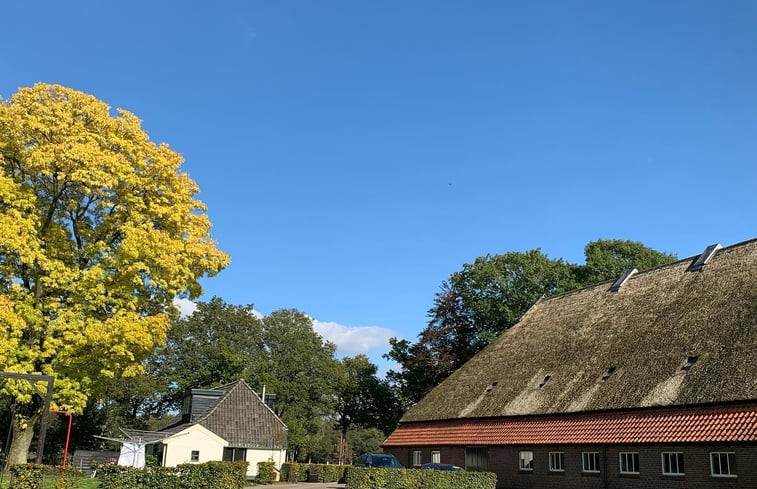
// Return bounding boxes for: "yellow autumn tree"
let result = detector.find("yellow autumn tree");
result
[0,83,229,463]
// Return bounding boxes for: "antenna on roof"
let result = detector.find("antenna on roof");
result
[688,243,722,271]
[610,269,637,292]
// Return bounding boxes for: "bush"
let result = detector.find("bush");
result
[280,462,349,483]
[94,460,248,489]
[256,461,276,484]
[9,464,43,489]
[345,466,497,489]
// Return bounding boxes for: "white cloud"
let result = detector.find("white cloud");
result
[311,319,400,358]
[173,297,198,318]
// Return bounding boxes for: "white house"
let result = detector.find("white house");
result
[153,380,287,478]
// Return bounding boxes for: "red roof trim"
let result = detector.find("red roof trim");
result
[384,402,757,447]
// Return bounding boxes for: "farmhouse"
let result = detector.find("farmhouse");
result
[154,380,287,478]
[384,239,757,488]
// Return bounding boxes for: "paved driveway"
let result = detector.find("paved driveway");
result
[252,483,345,489]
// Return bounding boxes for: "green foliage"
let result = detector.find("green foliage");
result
[9,464,43,489]
[94,460,247,489]
[280,463,349,483]
[580,239,677,284]
[344,467,497,489]
[255,461,276,484]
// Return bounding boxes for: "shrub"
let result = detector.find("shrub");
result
[345,466,497,489]
[9,464,43,489]
[94,460,248,489]
[256,461,276,484]
[280,462,349,483]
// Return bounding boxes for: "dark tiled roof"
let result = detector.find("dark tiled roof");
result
[384,402,757,446]
[402,239,757,422]
[197,380,287,449]
[160,380,287,449]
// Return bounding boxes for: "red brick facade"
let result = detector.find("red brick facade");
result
[385,443,757,489]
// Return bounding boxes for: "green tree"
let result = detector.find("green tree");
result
[579,239,677,284]
[258,309,341,462]
[335,355,401,463]
[154,297,266,409]
[0,84,228,463]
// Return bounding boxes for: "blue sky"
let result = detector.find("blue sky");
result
[2,1,756,372]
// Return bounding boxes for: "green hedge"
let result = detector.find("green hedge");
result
[94,460,247,489]
[9,464,43,489]
[280,462,349,483]
[256,461,276,484]
[8,464,86,489]
[345,466,497,489]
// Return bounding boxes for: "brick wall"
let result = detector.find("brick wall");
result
[385,443,757,489]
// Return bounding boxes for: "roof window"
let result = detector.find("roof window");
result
[485,381,498,393]
[610,269,637,292]
[688,243,722,271]
[601,367,617,381]
[681,356,698,371]
[539,375,551,388]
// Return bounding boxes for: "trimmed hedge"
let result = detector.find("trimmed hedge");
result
[256,461,276,484]
[94,460,247,489]
[345,466,497,489]
[280,462,349,483]
[9,464,43,489]
[8,464,85,489]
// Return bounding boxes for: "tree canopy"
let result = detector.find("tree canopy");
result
[386,239,676,406]
[0,83,229,462]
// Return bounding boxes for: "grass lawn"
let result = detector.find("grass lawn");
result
[0,474,100,488]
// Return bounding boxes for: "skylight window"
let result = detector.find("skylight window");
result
[485,381,498,393]
[610,269,637,292]
[601,367,616,381]
[539,375,551,388]
[681,356,698,371]
[688,243,722,271]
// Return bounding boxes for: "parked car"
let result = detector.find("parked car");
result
[355,453,404,469]
[420,462,464,471]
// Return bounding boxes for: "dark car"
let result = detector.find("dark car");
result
[420,463,464,471]
[355,453,404,469]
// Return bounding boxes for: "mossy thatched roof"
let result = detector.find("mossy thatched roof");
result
[402,239,757,422]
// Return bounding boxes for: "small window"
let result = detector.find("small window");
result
[619,452,640,474]
[549,452,564,472]
[413,450,422,467]
[190,450,200,462]
[465,446,489,471]
[602,367,617,381]
[539,375,551,388]
[222,447,247,462]
[582,452,600,473]
[431,451,441,464]
[661,452,684,475]
[519,450,534,471]
[681,356,698,371]
[710,452,737,478]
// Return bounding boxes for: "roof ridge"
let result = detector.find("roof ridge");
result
[196,381,244,423]
[531,237,756,305]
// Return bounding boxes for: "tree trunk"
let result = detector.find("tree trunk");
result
[7,413,39,465]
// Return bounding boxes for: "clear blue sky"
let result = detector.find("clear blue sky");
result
[2,1,756,371]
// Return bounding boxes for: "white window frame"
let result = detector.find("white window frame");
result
[582,452,600,473]
[190,450,200,462]
[549,451,565,472]
[518,450,534,471]
[619,452,640,475]
[710,452,737,478]
[661,452,684,475]
[431,451,441,464]
[412,450,422,467]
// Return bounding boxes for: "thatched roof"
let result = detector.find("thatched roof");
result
[402,239,757,422]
